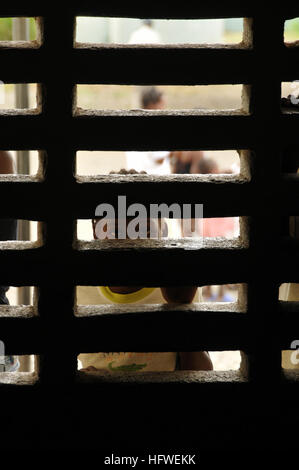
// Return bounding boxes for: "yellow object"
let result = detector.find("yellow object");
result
[98,286,156,304]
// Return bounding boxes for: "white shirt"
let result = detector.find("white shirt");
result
[126,151,171,175]
[128,25,162,45]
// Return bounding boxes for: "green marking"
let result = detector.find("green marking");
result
[108,361,147,371]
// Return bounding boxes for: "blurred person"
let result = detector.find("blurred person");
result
[199,156,238,301]
[196,156,238,238]
[203,285,234,302]
[126,87,171,174]
[140,86,166,109]
[169,153,210,238]
[128,19,162,45]
[171,155,238,238]
[170,150,205,174]
[196,156,219,174]
[0,151,19,372]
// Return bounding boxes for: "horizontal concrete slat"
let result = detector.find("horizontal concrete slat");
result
[1,174,299,218]
[0,4,295,20]
[0,306,249,353]
[3,44,299,85]
[0,44,253,84]
[73,45,253,85]
[0,239,249,285]
[0,239,297,285]
[0,111,252,149]
[1,304,298,354]
[0,4,253,19]
[1,112,299,150]
[3,43,299,86]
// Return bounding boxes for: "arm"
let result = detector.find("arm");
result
[160,287,213,370]
[179,351,213,371]
[161,286,198,303]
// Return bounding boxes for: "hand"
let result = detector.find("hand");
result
[179,351,213,371]
[161,286,198,303]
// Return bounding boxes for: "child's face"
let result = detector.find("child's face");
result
[92,218,167,240]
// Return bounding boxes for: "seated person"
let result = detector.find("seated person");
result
[78,169,213,373]
[170,150,205,174]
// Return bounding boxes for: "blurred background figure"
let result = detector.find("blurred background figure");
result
[196,156,219,174]
[202,285,236,302]
[170,150,205,174]
[126,87,171,174]
[141,85,165,109]
[196,156,238,303]
[128,19,162,45]
[198,157,238,239]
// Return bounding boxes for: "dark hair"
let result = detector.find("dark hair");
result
[141,87,164,109]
